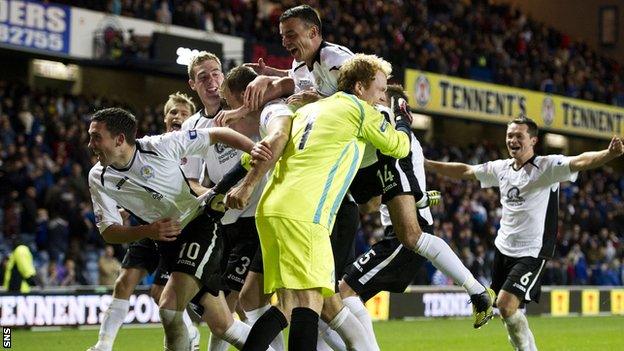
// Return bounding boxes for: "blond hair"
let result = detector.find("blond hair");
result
[337,54,392,93]
[164,92,196,116]
[187,51,222,80]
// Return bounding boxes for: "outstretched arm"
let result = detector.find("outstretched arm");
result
[208,127,272,160]
[569,136,623,172]
[424,159,477,180]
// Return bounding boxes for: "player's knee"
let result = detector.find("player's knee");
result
[205,311,232,336]
[496,298,517,318]
[397,231,420,251]
[113,274,134,299]
[338,280,356,298]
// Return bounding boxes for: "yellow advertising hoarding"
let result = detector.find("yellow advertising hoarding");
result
[550,289,569,316]
[405,69,624,139]
[581,289,600,315]
[611,289,624,315]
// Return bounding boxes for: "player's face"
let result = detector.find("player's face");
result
[164,103,193,132]
[357,70,388,106]
[280,18,318,63]
[506,123,536,161]
[221,86,243,110]
[189,59,224,105]
[88,121,121,167]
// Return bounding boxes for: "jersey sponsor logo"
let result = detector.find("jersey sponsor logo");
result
[506,186,525,206]
[214,142,228,154]
[115,176,129,190]
[140,165,155,180]
[414,75,431,107]
[188,130,197,140]
[297,78,314,91]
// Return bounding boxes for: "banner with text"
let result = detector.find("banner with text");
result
[405,69,624,139]
[0,0,71,54]
[0,289,158,327]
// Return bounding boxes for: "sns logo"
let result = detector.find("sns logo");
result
[188,130,197,140]
[3,327,10,348]
[414,75,431,107]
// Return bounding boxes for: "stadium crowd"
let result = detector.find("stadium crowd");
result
[54,0,624,107]
[1,78,622,288]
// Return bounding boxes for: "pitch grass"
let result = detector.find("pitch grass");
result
[11,315,624,350]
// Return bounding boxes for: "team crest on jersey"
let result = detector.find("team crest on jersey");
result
[506,186,525,206]
[140,165,155,180]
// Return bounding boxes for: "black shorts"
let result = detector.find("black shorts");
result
[491,248,547,304]
[331,199,360,289]
[220,217,260,291]
[377,153,423,204]
[350,164,382,204]
[121,238,170,286]
[343,226,429,302]
[158,213,224,296]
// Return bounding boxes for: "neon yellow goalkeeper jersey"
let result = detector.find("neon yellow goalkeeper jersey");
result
[256,92,410,230]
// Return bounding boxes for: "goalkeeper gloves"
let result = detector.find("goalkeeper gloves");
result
[415,190,442,209]
[391,97,413,134]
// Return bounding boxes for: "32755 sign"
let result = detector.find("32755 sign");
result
[0,0,71,54]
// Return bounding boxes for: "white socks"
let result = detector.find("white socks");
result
[342,296,378,347]
[504,311,537,351]
[318,319,347,351]
[414,233,485,295]
[245,305,285,351]
[93,298,130,351]
[207,334,229,351]
[329,307,379,351]
[160,309,190,351]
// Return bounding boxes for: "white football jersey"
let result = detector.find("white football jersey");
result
[88,129,214,234]
[259,98,294,138]
[180,110,259,225]
[289,41,353,97]
[472,155,578,258]
[380,133,433,228]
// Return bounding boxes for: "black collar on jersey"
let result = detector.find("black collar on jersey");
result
[510,154,538,171]
[109,144,139,172]
[307,40,329,70]
[194,105,223,128]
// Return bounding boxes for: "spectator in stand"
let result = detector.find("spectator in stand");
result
[98,245,121,286]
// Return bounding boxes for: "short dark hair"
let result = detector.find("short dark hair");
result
[223,66,258,96]
[386,84,408,102]
[508,114,538,137]
[91,107,137,145]
[279,5,322,33]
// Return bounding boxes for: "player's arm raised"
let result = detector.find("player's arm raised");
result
[569,136,623,172]
[424,159,477,180]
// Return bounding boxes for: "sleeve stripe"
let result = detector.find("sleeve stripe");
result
[345,94,365,137]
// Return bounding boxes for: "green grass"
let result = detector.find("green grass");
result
[10,316,624,350]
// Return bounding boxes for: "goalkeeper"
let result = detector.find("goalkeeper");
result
[342,84,495,330]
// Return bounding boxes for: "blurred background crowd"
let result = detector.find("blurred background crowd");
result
[2,0,622,288]
[55,0,624,106]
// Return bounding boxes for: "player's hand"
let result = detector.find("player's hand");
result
[215,107,247,127]
[204,190,226,221]
[149,218,181,241]
[224,185,254,210]
[286,89,321,108]
[243,58,267,75]
[244,75,273,111]
[251,140,272,162]
[608,136,623,157]
[426,190,442,207]
[390,96,413,125]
